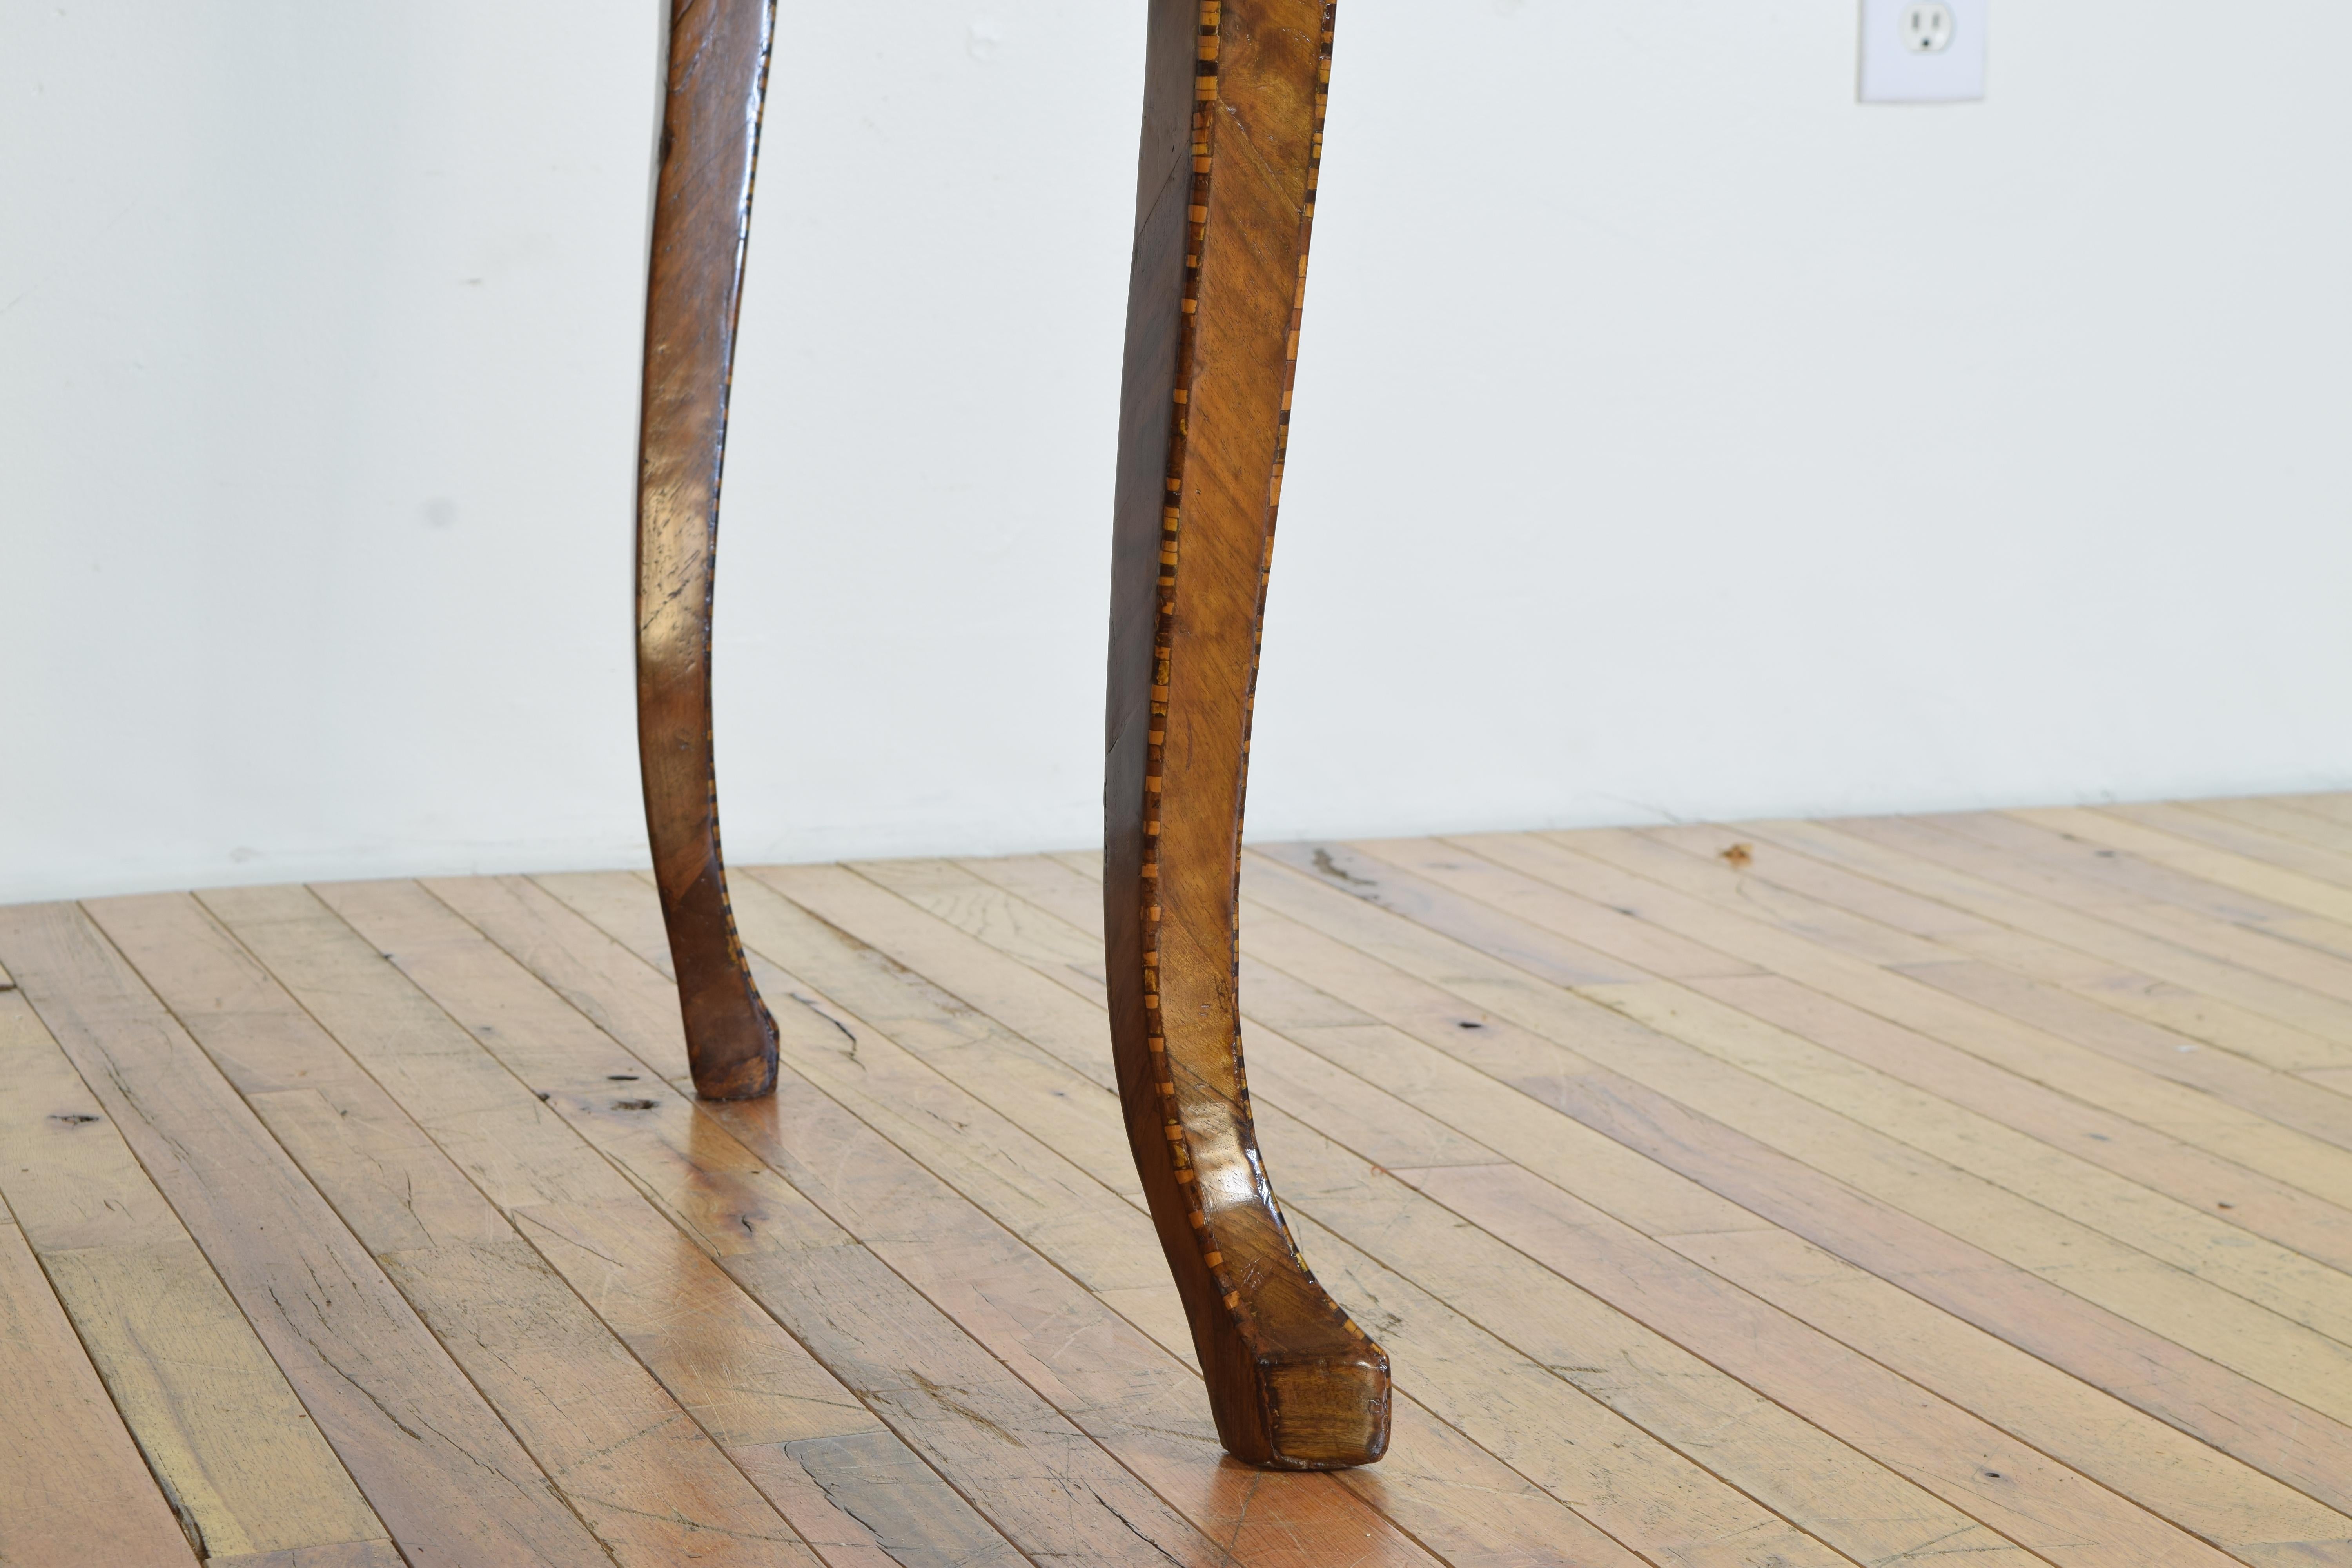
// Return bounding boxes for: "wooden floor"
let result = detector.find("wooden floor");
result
[9,801,2352,1565]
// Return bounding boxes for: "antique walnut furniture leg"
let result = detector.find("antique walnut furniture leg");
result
[1105,0,1389,1468]
[636,0,780,1100]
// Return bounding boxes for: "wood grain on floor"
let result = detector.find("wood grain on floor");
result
[6,796,2352,1565]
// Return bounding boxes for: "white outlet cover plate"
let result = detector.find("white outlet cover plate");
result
[1859,0,1987,103]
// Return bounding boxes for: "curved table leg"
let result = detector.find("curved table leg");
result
[1105,0,1388,1469]
[635,0,781,1102]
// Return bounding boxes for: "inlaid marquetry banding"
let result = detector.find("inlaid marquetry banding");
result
[1138,0,1338,1315]
[702,773,776,1041]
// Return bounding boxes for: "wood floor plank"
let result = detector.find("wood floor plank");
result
[1656,818,2352,1123]
[1396,834,2352,1306]
[720,893,1853,1568]
[158,886,913,1568]
[1257,1105,2044,1568]
[425,875,696,1084]
[1227,849,2352,1517]
[502,1196,1013,1568]
[2275,796,2352,832]
[1576,976,2352,1346]
[1857,807,2352,981]
[1983,854,2352,1013]
[82,890,833,1568]
[871,863,2283,1563]
[719,873,1846,1568]
[1657,1225,2352,1568]
[990,851,2352,1564]
[1740,819,2352,1165]
[951,854,1378,1041]
[1951,806,2352,1014]
[849,858,1507,1179]
[530,872,684,982]
[1637,822,2352,1260]
[2095,830,2352,1082]
[980,851,1773,1243]
[281,878,1251,1568]
[2191,798,2352,860]
[1569,820,2352,1076]
[1074,1265,1639,1568]
[1590,982,2352,1335]
[512,867,1622,1568]
[1651,813,2352,1020]
[1447,821,2352,1181]
[1374,832,2352,1313]
[2098,804,2352,894]
[510,907,1637,1568]
[1827,815,2352,1066]
[193,883,1052,1568]
[1338,835,2352,1421]
[23,794,2352,1561]
[1853,810,2307,923]
[0,1202,198,1567]
[193,1544,406,1568]
[2109,906,2352,1014]
[2,987,391,1566]
[702,1029,1462,1568]
[0,918,515,1567]
[1692,971,2352,1276]
[4,905,619,1566]
[753,863,2103,1568]
[536,858,1808,1567]
[533,871,1149,1204]
[1277,1011,2352,1561]
[1394,1158,2236,1568]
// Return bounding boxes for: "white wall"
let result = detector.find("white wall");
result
[7,1,2349,904]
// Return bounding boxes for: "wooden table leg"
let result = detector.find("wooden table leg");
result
[635,0,781,1102]
[1105,0,1389,1469]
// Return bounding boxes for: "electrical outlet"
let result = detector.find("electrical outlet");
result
[1860,0,1986,103]
[1901,3,1955,53]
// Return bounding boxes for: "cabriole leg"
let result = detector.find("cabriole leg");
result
[635,0,781,1102]
[1104,0,1388,1469]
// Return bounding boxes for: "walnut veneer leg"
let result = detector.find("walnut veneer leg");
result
[635,0,780,1101]
[1105,0,1388,1469]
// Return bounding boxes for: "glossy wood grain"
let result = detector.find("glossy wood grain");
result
[198,883,1023,1568]
[0,906,602,1567]
[875,857,2260,1567]
[1105,0,1384,1470]
[0,988,393,1564]
[18,796,2352,1562]
[286,878,1222,1567]
[717,868,1635,1564]
[1238,844,2352,1522]
[751,863,1960,1562]
[83,891,826,1568]
[636,0,781,1100]
[529,864,1656,1565]
[413,868,1409,1566]
[1177,894,2352,1560]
